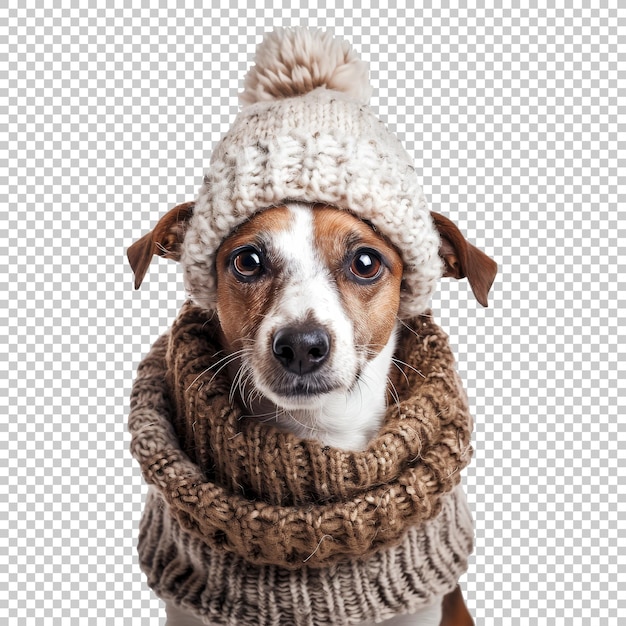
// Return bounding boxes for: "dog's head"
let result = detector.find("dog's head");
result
[213,203,403,410]
[128,202,496,413]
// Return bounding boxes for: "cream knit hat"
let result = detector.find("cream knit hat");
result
[182,27,443,318]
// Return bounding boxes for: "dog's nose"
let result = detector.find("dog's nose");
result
[272,326,331,375]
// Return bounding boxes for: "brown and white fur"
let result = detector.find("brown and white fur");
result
[128,201,496,626]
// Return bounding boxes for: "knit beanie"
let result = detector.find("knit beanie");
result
[182,27,443,318]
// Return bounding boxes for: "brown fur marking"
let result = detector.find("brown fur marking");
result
[311,206,404,355]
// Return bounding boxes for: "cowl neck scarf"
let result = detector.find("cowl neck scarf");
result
[129,301,473,569]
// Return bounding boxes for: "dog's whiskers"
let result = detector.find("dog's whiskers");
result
[242,371,260,409]
[356,342,414,392]
[186,348,250,392]
[229,361,250,405]
[396,316,424,341]
[240,408,283,420]
[386,376,401,416]
[200,312,218,329]
[232,336,258,348]
[387,357,411,386]
[357,343,385,355]
[391,356,425,379]
[284,410,322,434]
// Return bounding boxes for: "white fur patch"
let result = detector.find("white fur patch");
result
[251,204,356,395]
[247,203,395,450]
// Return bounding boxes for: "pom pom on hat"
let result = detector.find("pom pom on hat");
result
[240,27,372,107]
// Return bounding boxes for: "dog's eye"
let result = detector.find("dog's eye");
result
[349,249,383,281]
[231,247,264,280]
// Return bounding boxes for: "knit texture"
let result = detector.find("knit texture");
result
[129,302,474,569]
[138,484,473,626]
[181,27,443,319]
[240,27,372,107]
[128,303,475,624]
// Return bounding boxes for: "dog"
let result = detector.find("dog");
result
[128,199,496,626]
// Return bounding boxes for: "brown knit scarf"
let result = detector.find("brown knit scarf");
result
[129,301,473,570]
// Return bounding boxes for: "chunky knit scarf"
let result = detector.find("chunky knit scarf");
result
[129,302,475,623]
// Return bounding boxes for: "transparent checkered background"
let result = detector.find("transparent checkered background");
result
[1,4,624,625]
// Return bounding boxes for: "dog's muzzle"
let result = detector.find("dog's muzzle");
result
[272,324,331,375]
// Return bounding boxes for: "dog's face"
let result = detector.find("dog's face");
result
[214,203,403,411]
[128,200,496,430]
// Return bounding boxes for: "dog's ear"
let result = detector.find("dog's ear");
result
[127,201,195,289]
[431,211,498,307]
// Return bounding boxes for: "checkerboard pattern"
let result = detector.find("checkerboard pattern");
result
[2,5,623,625]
